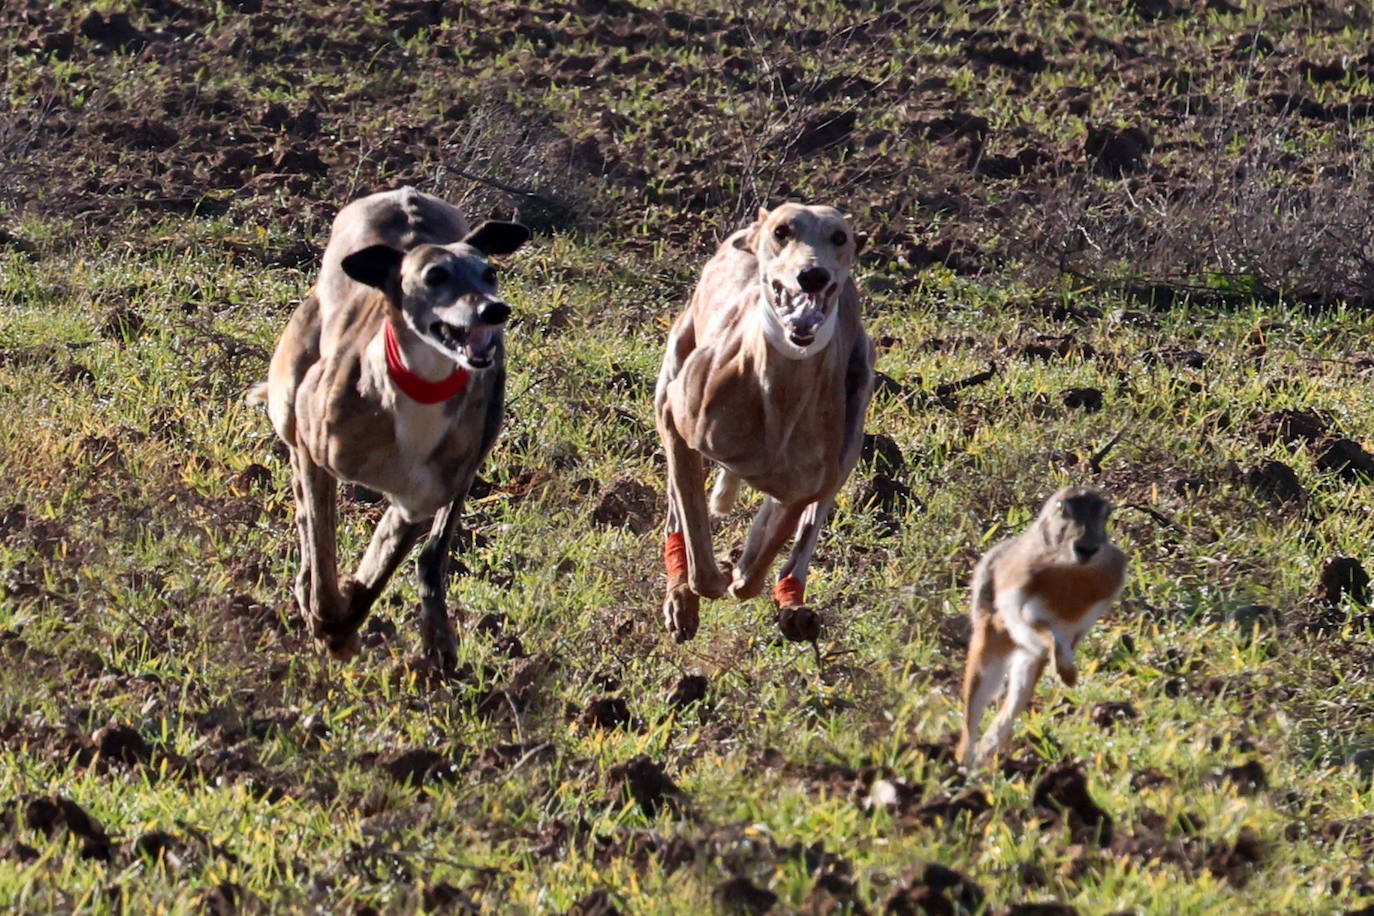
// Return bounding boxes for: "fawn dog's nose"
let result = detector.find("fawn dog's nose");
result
[797,267,830,294]
[479,300,510,325]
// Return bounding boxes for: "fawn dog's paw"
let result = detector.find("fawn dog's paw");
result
[728,567,766,600]
[663,586,700,642]
[690,567,730,600]
[777,605,821,643]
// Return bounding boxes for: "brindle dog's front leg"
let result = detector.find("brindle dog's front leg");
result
[336,505,428,652]
[415,498,464,669]
[289,447,351,657]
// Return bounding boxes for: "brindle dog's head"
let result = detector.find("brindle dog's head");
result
[342,220,529,371]
[1036,486,1114,564]
[746,203,864,355]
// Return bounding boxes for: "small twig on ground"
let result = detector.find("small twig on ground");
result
[1122,501,1189,538]
[1088,425,1128,473]
[934,362,998,398]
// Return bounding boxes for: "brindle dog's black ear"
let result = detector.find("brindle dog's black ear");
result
[341,244,403,290]
[464,221,530,257]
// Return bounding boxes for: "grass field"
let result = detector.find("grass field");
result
[4,1,1374,913]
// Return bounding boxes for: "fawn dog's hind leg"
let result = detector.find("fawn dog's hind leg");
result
[709,467,741,516]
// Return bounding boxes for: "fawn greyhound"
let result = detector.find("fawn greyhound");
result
[958,486,1128,768]
[654,203,874,643]
[250,187,528,666]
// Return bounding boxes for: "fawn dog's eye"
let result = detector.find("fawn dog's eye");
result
[424,265,450,287]
[1058,500,1070,517]
[482,267,497,286]
[831,230,848,247]
[773,224,791,242]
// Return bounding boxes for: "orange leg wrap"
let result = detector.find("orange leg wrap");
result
[664,532,688,588]
[774,575,805,607]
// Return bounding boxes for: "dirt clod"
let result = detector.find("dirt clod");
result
[609,755,683,819]
[1243,460,1305,505]
[1207,826,1265,888]
[882,862,985,915]
[578,696,631,730]
[563,889,622,916]
[590,478,659,534]
[1062,387,1103,411]
[1032,764,1113,844]
[1316,439,1374,481]
[667,674,708,710]
[90,722,150,765]
[713,876,777,914]
[1315,557,1370,605]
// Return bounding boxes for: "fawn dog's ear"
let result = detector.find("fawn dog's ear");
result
[341,245,403,291]
[738,206,771,251]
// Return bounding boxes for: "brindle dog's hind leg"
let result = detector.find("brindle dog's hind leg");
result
[415,499,463,669]
[290,447,352,658]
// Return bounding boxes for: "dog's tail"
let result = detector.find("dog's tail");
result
[245,381,269,407]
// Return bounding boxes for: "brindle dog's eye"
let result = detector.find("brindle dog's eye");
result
[831,230,848,247]
[773,224,791,242]
[482,267,497,286]
[424,265,450,287]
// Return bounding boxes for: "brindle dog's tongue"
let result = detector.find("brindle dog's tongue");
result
[465,325,494,362]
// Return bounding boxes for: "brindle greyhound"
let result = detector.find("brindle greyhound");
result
[654,203,874,643]
[249,187,528,666]
[958,486,1128,768]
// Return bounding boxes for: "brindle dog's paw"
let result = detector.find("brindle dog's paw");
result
[777,604,821,643]
[420,614,460,673]
[663,586,700,642]
[316,628,361,662]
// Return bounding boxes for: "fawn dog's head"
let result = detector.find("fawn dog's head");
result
[342,221,529,371]
[1035,486,1114,565]
[746,203,864,359]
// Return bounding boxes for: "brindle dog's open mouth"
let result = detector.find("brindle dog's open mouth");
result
[428,321,498,369]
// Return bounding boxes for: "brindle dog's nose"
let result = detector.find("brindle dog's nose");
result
[797,267,830,294]
[479,300,510,325]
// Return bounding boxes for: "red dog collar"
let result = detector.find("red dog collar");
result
[384,320,470,403]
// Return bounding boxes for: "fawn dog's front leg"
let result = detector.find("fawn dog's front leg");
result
[659,427,730,641]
